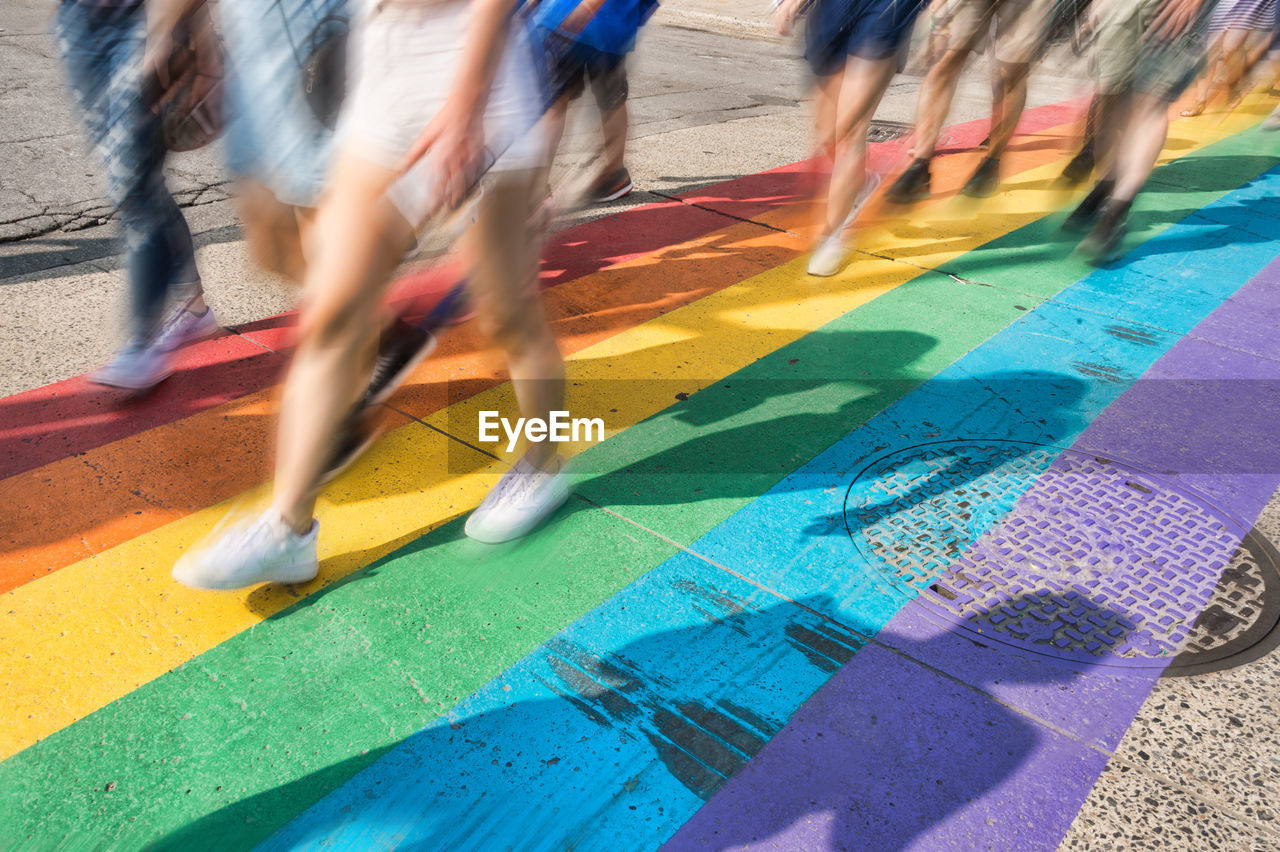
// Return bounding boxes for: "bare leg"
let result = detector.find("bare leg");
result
[1186,32,1224,114]
[600,100,628,175]
[272,151,415,531]
[1111,93,1170,203]
[541,95,572,165]
[810,70,841,235]
[911,48,971,160]
[824,55,897,234]
[988,56,1004,147]
[235,179,310,284]
[466,169,565,472]
[1089,91,1128,180]
[987,60,1030,157]
[1221,28,1255,104]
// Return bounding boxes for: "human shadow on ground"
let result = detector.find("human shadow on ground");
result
[145,591,1134,852]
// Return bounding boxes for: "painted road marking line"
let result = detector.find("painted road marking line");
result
[267,161,1280,849]
[0,96,1076,480]
[0,104,1098,589]
[256,169,1280,847]
[0,105,1269,766]
[0,221,801,593]
[670,182,1280,848]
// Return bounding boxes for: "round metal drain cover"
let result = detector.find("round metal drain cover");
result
[843,440,1280,676]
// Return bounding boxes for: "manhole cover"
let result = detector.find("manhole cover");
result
[843,440,1280,676]
[867,120,912,144]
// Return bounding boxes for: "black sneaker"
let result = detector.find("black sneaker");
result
[365,316,438,407]
[588,167,633,203]
[319,405,382,485]
[1062,179,1114,233]
[1076,200,1130,266]
[962,156,1001,198]
[364,280,469,404]
[887,159,932,204]
[1060,147,1094,184]
[317,283,467,484]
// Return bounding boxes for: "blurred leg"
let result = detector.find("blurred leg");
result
[272,150,415,530]
[987,60,1029,157]
[58,3,198,339]
[235,179,310,284]
[1111,92,1169,203]
[599,100,629,176]
[911,48,971,160]
[465,169,564,471]
[825,55,897,233]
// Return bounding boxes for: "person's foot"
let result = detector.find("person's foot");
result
[153,297,219,353]
[1076,200,1130,265]
[1061,178,1114,233]
[1060,147,1095,183]
[1180,101,1206,118]
[887,159,932,204]
[961,156,1001,198]
[173,510,319,590]
[587,167,633,203]
[807,171,881,277]
[806,230,849,277]
[90,337,174,391]
[464,456,574,544]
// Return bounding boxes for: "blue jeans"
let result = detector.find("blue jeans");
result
[56,1,200,339]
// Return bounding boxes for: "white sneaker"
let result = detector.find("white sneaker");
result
[153,299,219,353]
[807,171,881,277]
[173,510,319,590]
[464,456,574,544]
[806,231,850,277]
[90,337,174,391]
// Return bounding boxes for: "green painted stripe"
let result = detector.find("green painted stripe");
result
[2,127,1274,851]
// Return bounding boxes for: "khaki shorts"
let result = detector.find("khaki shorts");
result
[1091,0,1210,101]
[946,0,1055,64]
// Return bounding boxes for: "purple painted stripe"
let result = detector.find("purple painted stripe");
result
[665,260,1280,851]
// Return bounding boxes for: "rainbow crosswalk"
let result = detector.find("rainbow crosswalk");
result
[3,94,1280,849]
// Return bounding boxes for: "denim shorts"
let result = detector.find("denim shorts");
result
[805,0,927,76]
[219,0,346,207]
[540,29,628,111]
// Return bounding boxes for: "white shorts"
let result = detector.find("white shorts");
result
[340,0,548,229]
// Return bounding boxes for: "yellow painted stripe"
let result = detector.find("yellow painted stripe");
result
[0,102,1265,762]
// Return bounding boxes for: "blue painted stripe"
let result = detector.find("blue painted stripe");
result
[262,163,1280,851]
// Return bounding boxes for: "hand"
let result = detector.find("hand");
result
[142,0,208,109]
[402,98,487,218]
[772,0,806,36]
[1151,0,1203,40]
[560,0,599,34]
[141,29,179,109]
